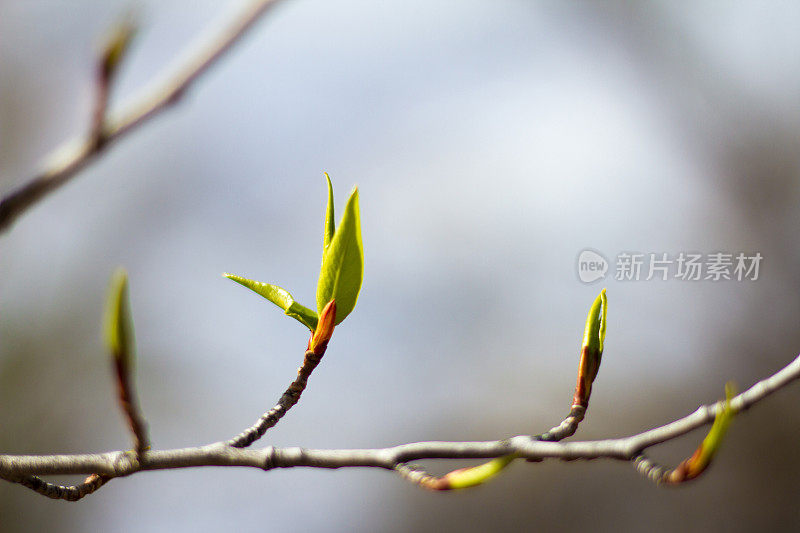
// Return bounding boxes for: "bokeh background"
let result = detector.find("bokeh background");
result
[2,1,800,531]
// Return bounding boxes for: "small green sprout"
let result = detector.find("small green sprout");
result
[225,174,363,333]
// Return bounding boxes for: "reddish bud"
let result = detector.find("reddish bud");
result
[309,300,336,353]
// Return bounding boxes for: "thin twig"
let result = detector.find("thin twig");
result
[0,473,109,502]
[0,0,285,234]
[228,300,337,448]
[227,347,326,448]
[2,353,798,493]
[92,15,137,145]
[632,454,673,484]
[113,357,150,456]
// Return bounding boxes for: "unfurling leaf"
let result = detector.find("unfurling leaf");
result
[323,172,335,252]
[316,183,363,325]
[440,455,516,490]
[573,289,607,407]
[668,383,737,484]
[224,273,318,331]
[583,288,607,358]
[104,268,136,370]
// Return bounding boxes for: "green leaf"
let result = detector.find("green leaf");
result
[691,382,736,477]
[444,455,516,490]
[582,288,607,356]
[323,172,335,252]
[224,273,318,331]
[316,186,363,324]
[104,268,136,369]
[573,289,607,407]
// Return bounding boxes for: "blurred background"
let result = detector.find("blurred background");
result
[2,0,800,531]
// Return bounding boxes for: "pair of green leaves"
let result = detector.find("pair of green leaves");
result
[225,174,363,331]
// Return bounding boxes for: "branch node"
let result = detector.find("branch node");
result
[112,451,140,478]
[263,446,276,471]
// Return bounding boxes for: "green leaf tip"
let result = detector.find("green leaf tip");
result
[316,180,363,325]
[442,455,516,490]
[104,268,136,369]
[582,288,607,355]
[323,172,335,252]
[224,273,318,331]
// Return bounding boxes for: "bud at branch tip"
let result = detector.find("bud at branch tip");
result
[309,300,337,353]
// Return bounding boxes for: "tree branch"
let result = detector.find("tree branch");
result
[0,0,285,234]
[2,353,798,492]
